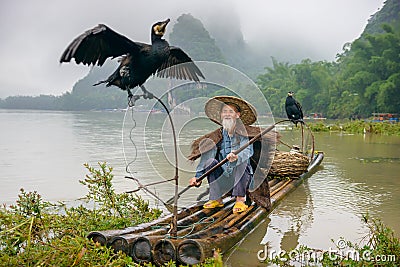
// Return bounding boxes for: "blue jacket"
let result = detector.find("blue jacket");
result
[195,129,253,178]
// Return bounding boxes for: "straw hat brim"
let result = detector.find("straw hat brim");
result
[205,96,257,126]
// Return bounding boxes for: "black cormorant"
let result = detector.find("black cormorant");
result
[60,19,204,100]
[285,91,304,126]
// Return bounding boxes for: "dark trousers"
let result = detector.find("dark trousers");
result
[203,158,252,200]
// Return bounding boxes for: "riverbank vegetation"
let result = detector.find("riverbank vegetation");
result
[306,121,400,135]
[0,163,222,266]
[267,214,399,266]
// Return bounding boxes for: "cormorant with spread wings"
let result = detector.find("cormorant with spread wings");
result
[285,91,304,126]
[60,19,204,100]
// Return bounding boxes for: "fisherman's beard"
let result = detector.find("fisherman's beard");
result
[222,118,236,133]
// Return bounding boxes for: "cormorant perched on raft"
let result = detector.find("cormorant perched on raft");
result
[60,19,204,100]
[285,91,304,126]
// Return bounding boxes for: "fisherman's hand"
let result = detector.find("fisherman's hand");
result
[189,177,202,187]
[226,152,238,162]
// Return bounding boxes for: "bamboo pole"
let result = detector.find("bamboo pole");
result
[131,203,244,265]
[271,179,301,207]
[268,178,280,188]
[184,203,259,240]
[223,205,255,229]
[177,201,235,237]
[129,235,182,264]
[110,198,233,255]
[270,179,292,197]
[152,238,182,266]
[177,239,205,265]
[147,200,238,264]
[87,204,202,245]
[127,200,235,262]
[130,236,153,263]
[177,207,267,265]
[268,179,287,193]
[184,213,236,240]
[109,229,167,255]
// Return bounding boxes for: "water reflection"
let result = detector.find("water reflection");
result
[226,130,400,266]
[315,132,400,232]
[224,178,314,267]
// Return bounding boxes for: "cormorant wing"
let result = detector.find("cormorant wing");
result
[295,100,304,119]
[156,46,205,81]
[60,24,144,66]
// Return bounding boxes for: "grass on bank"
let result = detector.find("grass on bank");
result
[307,120,400,135]
[0,162,222,266]
[267,214,399,266]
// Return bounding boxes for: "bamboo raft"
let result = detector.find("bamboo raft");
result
[87,151,324,266]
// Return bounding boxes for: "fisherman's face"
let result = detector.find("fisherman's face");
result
[221,104,240,131]
[221,104,240,120]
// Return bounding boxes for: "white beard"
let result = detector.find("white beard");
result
[222,118,236,133]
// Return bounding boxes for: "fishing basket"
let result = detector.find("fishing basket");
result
[267,151,309,178]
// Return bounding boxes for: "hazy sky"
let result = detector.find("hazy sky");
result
[0,0,384,98]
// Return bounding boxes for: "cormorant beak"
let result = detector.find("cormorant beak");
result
[288,92,294,96]
[154,18,170,36]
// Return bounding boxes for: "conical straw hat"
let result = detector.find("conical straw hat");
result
[205,96,257,126]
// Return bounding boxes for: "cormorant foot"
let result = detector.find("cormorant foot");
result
[127,89,133,98]
[127,95,134,107]
[140,86,154,100]
[127,94,142,107]
[143,91,154,99]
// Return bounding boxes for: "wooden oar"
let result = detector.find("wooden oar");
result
[165,120,288,206]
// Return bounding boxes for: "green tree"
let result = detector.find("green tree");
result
[257,58,298,117]
[337,24,400,117]
[257,58,336,118]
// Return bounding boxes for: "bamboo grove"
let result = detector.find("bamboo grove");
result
[257,23,400,119]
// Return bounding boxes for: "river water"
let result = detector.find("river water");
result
[1,109,399,265]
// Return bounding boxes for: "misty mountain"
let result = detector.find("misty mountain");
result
[201,14,270,79]
[362,0,400,36]
[169,14,226,63]
[169,13,268,79]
